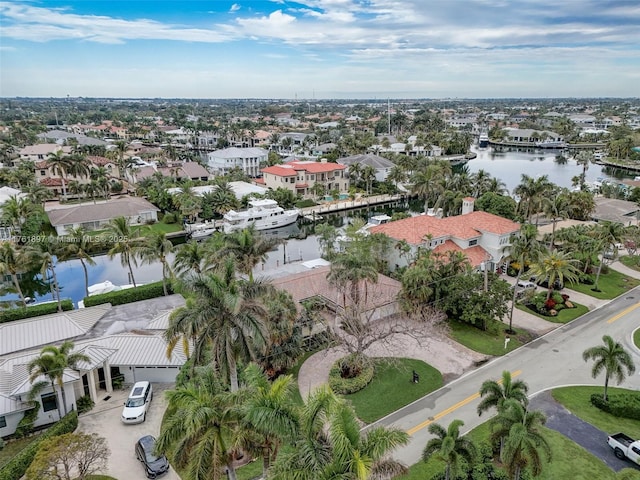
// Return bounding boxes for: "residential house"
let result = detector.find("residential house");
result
[128,161,211,184]
[369,197,520,271]
[336,153,395,182]
[259,160,348,199]
[504,128,563,143]
[34,155,120,198]
[0,186,27,240]
[166,181,268,201]
[18,144,72,164]
[45,196,159,235]
[206,147,268,177]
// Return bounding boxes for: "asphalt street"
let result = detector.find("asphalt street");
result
[372,287,640,467]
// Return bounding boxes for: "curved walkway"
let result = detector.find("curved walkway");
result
[530,391,639,472]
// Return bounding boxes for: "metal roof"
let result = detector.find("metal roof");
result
[146,310,172,330]
[90,333,187,367]
[76,345,118,370]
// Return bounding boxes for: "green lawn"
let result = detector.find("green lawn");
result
[566,268,640,300]
[635,328,640,350]
[400,417,618,480]
[517,301,589,323]
[0,434,41,467]
[620,255,640,271]
[343,358,443,424]
[447,321,528,356]
[552,386,640,440]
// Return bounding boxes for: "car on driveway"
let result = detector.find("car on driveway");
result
[529,275,564,290]
[135,435,170,479]
[122,381,153,424]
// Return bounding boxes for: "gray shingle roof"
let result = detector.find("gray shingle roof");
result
[337,153,395,169]
[46,197,159,226]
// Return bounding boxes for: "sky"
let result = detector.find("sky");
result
[0,0,639,99]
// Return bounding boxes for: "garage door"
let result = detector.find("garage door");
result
[132,366,179,383]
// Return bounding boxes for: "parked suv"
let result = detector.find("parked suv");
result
[529,275,564,290]
[135,435,170,479]
[514,280,536,299]
[122,381,153,424]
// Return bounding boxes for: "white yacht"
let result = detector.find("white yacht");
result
[222,199,299,234]
[535,139,567,149]
[478,132,489,148]
[185,220,218,240]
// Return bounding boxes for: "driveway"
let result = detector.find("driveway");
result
[530,390,639,472]
[78,383,180,480]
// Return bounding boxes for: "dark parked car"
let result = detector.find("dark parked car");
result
[135,435,170,479]
[530,275,564,290]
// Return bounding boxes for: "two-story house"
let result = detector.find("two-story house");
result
[206,147,268,177]
[369,198,520,271]
[259,160,348,199]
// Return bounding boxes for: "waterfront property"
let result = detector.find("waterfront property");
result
[45,196,159,235]
[258,159,348,199]
[336,153,395,182]
[368,197,520,271]
[206,146,268,177]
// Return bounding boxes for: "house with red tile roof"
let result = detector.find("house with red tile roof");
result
[369,198,520,271]
[260,160,348,199]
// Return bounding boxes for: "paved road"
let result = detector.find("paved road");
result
[373,287,640,466]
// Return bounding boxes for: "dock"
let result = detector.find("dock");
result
[298,193,406,218]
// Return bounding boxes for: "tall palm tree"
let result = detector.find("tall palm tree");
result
[138,231,174,296]
[28,341,90,418]
[591,221,626,291]
[270,385,409,480]
[490,400,551,480]
[166,258,269,391]
[422,419,477,480]
[173,240,208,277]
[478,370,529,416]
[0,195,38,233]
[528,249,580,300]
[60,226,96,299]
[514,174,553,224]
[34,237,64,312]
[327,236,379,308]
[156,366,242,480]
[505,224,541,332]
[0,241,30,306]
[47,150,71,200]
[411,162,449,213]
[542,189,571,249]
[222,225,277,282]
[105,216,142,287]
[582,335,636,401]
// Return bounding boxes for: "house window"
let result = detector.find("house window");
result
[41,392,57,412]
[469,239,478,246]
[0,415,6,428]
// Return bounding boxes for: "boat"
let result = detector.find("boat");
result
[535,139,567,149]
[478,132,489,148]
[185,220,218,240]
[222,199,299,234]
[365,214,392,227]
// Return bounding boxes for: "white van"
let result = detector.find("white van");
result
[121,381,153,424]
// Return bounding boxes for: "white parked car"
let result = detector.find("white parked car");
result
[121,381,153,424]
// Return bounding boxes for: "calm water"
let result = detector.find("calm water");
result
[9,146,633,308]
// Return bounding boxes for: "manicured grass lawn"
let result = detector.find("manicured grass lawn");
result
[343,358,443,424]
[566,268,640,300]
[517,301,589,323]
[400,418,617,480]
[635,328,640,350]
[620,255,640,271]
[0,434,41,467]
[552,386,640,440]
[448,321,527,356]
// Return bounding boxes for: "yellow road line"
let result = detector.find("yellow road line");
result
[406,369,522,436]
[607,302,640,324]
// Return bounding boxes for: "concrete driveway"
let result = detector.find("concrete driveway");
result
[78,383,180,480]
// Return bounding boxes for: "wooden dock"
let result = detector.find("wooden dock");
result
[299,194,406,218]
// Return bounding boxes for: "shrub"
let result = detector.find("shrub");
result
[590,393,640,420]
[82,281,174,307]
[577,272,594,285]
[0,300,74,324]
[161,212,178,224]
[76,395,95,414]
[328,354,375,394]
[14,403,40,439]
[295,199,316,208]
[0,437,4,451]
[0,411,78,480]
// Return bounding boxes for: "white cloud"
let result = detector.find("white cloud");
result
[230,4,241,12]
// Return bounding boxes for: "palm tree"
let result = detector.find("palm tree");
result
[411,162,449,213]
[0,195,38,233]
[0,241,30,306]
[582,335,636,401]
[478,371,529,416]
[514,174,553,224]
[27,341,90,418]
[270,385,409,480]
[105,216,141,288]
[422,420,477,480]
[166,258,269,391]
[528,249,580,300]
[60,226,96,298]
[34,237,64,312]
[47,150,71,200]
[591,221,626,292]
[156,366,242,480]
[505,224,541,332]
[173,240,208,277]
[240,364,299,478]
[222,225,277,282]
[138,231,174,296]
[542,189,571,249]
[490,400,551,480]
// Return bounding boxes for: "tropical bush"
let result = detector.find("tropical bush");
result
[83,281,174,307]
[76,395,95,414]
[328,354,375,394]
[0,411,78,480]
[0,300,74,324]
[590,393,640,420]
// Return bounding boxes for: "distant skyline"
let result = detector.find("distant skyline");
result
[1,0,639,99]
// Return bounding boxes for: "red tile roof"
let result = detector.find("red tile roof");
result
[39,178,63,186]
[369,211,520,245]
[433,241,489,268]
[88,156,114,167]
[262,161,345,177]
[262,165,297,176]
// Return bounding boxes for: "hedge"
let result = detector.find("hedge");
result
[0,300,74,324]
[82,280,174,307]
[590,392,640,420]
[0,410,78,480]
[328,355,375,395]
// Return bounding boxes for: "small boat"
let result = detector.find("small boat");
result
[535,139,567,149]
[185,221,218,240]
[222,199,299,234]
[478,132,489,148]
[365,214,392,227]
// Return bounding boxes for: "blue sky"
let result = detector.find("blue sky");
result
[1,0,639,99]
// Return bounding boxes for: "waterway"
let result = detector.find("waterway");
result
[6,146,635,308]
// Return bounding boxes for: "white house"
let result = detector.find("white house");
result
[336,153,395,182]
[206,147,268,177]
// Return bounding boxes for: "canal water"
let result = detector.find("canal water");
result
[5,146,632,308]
